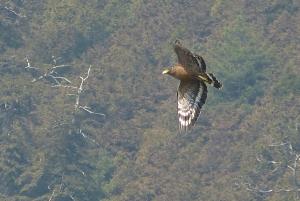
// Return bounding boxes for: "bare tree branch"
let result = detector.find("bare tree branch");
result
[79,106,106,116]
[0,3,26,18]
[25,57,39,70]
[25,57,73,86]
[48,188,56,201]
[79,129,100,146]
[242,140,300,200]
[73,65,105,117]
[48,174,64,201]
[26,58,105,118]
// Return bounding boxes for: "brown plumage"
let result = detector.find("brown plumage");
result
[162,40,222,131]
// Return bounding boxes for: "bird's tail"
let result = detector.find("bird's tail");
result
[208,73,222,89]
[197,73,222,89]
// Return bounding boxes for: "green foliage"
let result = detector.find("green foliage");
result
[0,22,23,51]
[274,71,300,97]
[0,0,299,201]
[204,16,276,104]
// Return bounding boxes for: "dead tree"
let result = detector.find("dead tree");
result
[25,56,105,130]
[238,140,300,200]
[25,57,105,200]
[25,56,73,87]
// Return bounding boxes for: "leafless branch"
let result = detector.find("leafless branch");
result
[24,57,39,70]
[79,129,100,146]
[52,64,72,69]
[52,85,78,89]
[27,58,105,147]
[0,3,26,18]
[73,66,105,117]
[242,181,300,193]
[73,66,91,110]
[26,58,105,118]
[256,154,281,165]
[79,106,106,116]
[48,187,56,201]
[69,194,76,201]
[48,174,64,201]
[268,142,289,147]
[25,57,73,86]
[79,66,91,93]
[243,140,300,199]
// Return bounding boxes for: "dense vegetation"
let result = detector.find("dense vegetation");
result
[0,0,299,200]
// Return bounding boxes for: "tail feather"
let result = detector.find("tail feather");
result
[208,73,222,89]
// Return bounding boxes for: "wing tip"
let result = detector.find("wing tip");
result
[178,114,199,132]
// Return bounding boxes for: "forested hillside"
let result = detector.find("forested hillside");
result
[0,0,299,200]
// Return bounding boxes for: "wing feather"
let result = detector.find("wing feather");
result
[174,40,206,73]
[194,54,206,72]
[177,80,207,131]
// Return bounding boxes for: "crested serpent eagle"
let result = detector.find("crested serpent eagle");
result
[162,40,222,131]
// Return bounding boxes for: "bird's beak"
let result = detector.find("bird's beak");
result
[162,69,170,75]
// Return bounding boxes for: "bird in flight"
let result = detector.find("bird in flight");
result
[162,40,222,131]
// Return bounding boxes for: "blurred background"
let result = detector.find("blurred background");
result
[0,0,299,200]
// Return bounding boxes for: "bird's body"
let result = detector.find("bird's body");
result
[166,64,193,81]
[163,40,222,131]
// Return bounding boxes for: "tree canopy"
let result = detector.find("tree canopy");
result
[0,0,299,200]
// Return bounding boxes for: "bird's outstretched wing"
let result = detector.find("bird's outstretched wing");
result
[174,40,206,73]
[194,54,206,72]
[177,80,207,131]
